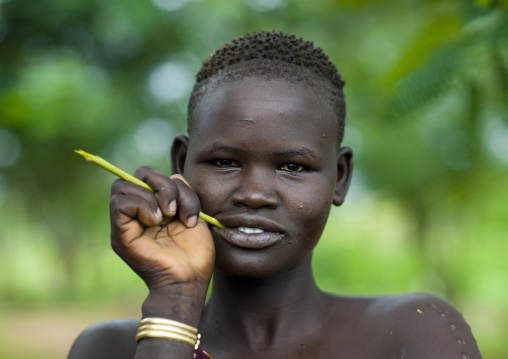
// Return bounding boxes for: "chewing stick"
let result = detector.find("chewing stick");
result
[75,149,226,228]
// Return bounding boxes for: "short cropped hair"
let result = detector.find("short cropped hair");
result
[188,31,346,143]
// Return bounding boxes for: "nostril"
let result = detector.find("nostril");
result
[232,183,279,209]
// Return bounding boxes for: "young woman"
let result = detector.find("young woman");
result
[69,31,481,359]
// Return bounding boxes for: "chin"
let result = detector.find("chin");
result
[213,250,309,279]
[214,257,282,279]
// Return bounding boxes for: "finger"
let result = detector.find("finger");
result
[169,174,199,226]
[111,178,157,206]
[109,194,164,269]
[134,167,201,227]
[132,166,181,218]
[110,178,162,227]
[131,166,201,227]
[154,180,180,218]
[170,177,201,228]
[160,175,193,210]
[133,165,168,190]
[110,193,163,237]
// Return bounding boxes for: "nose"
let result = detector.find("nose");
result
[232,170,279,210]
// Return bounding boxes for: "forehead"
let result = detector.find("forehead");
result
[189,76,338,142]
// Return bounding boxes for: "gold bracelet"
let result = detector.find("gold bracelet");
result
[138,317,198,334]
[136,317,201,350]
[136,330,196,346]
[137,324,196,342]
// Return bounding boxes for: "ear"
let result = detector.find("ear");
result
[333,146,354,206]
[171,134,190,175]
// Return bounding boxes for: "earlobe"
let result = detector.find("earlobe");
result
[171,134,190,175]
[333,146,354,206]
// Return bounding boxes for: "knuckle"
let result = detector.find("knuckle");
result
[165,181,182,197]
[110,178,124,194]
[109,194,121,207]
[134,165,152,178]
[173,177,189,189]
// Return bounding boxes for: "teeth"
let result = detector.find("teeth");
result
[237,227,265,234]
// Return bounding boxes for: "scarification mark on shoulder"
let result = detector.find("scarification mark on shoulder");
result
[439,310,449,318]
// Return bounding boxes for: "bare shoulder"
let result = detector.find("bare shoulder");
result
[67,319,138,359]
[368,293,482,359]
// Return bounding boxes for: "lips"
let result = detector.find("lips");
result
[212,217,284,249]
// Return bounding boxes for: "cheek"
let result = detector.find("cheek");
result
[188,171,231,213]
[289,175,335,214]
[288,179,335,242]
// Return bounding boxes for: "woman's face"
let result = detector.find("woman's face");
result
[178,76,351,278]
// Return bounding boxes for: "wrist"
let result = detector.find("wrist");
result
[142,282,209,327]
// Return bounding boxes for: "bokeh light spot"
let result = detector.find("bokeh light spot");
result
[485,119,508,163]
[134,118,175,158]
[0,129,22,167]
[148,61,193,103]
[245,0,284,12]
[0,175,7,206]
[152,0,193,12]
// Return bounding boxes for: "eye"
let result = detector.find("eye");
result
[280,163,305,172]
[214,159,239,167]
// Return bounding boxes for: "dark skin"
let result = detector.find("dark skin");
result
[68,77,481,359]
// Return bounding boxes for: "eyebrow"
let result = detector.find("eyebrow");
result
[273,148,318,160]
[203,144,318,160]
[203,144,247,154]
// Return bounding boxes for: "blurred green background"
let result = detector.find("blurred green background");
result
[1,0,507,358]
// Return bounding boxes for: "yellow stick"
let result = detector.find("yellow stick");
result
[75,149,226,228]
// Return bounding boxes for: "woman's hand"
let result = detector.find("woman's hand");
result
[109,166,215,292]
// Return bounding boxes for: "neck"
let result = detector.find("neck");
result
[203,255,328,350]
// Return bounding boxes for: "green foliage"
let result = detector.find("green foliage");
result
[1,0,507,358]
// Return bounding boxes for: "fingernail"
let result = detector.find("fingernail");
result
[168,200,177,215]
[155,207,163,221]
[186,215,197,228]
